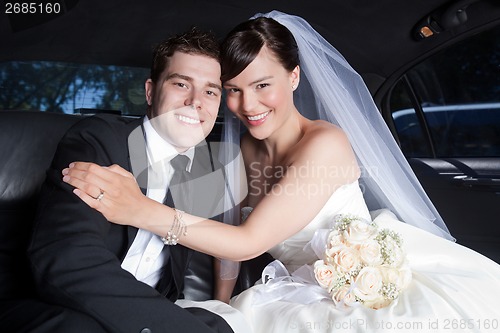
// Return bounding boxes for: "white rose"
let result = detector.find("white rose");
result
[343,218,376,244]
[332,284,357,307]
[363,295,392,310]
[353,267,383,301]
[314,260,338,290]
[380,266,411,290]
[381,268,402,287]
[327,245,361,274]
[358,239,382,265]
[327,229,344,248]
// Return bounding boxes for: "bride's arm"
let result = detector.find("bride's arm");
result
[63,128,358,261]
[213,258,238,303]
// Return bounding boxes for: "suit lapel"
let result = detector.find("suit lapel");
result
[127,122,149,191]
[125,120,148,247]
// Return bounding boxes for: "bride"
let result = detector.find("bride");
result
[63,11,500,333]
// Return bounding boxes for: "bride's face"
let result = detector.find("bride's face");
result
[223,46,299,140]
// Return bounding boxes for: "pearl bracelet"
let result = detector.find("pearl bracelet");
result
[160,209,187,245]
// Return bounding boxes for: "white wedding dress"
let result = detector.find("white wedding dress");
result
[230,180,500,333]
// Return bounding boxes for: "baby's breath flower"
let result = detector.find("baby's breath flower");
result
[329,274,348,292]
[380,282,399,300]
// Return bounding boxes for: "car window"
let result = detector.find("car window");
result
[387,25,500,158]
[0,61,148,116]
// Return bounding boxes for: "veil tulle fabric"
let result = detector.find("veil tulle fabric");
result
[219,10,454,278]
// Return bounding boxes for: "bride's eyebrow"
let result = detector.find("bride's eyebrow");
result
[223,76,274,88]
[249,76,273,86]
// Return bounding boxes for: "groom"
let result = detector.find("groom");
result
[27,28,234,332]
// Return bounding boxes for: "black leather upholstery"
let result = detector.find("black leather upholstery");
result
[0,111,81,299]
[0,110,270,305]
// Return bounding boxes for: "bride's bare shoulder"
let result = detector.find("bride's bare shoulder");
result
[294,120,359,182]
[303,119,350,149]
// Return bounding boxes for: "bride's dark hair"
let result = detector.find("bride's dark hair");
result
[221,17,300,82]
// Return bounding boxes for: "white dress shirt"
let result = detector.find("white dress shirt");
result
[121,116,194,287]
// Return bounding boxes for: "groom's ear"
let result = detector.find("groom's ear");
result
[145,78,154,106]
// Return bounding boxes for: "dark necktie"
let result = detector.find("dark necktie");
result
[158,154,192,301]
[163,154,191,211]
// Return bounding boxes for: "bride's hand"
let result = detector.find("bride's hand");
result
[62,162,151,227]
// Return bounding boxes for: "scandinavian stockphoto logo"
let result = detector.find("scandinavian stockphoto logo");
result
[247,161,378,199]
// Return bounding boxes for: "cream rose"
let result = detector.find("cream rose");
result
[380,266,411,290]
[342,218,376,244]
[363,295,392,310]
[358,239,382,265]
[332,284,357,307]
[314,260,338,290]
[327,229,344,248]
[353,267,383,301]
[327,245,361,274]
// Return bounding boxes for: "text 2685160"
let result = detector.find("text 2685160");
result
[5,2,61,14]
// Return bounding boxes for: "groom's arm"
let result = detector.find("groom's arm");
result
[28,115,216,333]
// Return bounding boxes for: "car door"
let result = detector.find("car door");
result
[381,25,500,263]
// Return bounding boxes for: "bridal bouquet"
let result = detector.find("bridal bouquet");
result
[313,214,411,310]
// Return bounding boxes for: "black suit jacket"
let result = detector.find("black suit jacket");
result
[27,114,227,333]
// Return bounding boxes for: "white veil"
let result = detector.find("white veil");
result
[219,10,454,278]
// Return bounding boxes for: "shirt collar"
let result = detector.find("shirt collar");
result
[142,116,195,170]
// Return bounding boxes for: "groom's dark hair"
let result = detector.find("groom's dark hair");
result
[150,27,221,83]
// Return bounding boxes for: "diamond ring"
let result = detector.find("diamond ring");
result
[96,191,104,201]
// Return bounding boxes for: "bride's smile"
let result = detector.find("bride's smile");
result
[245,110,271,125]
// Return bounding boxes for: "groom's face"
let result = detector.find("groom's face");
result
[145,51,222,152]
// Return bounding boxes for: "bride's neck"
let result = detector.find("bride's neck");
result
[261,111,307,162]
